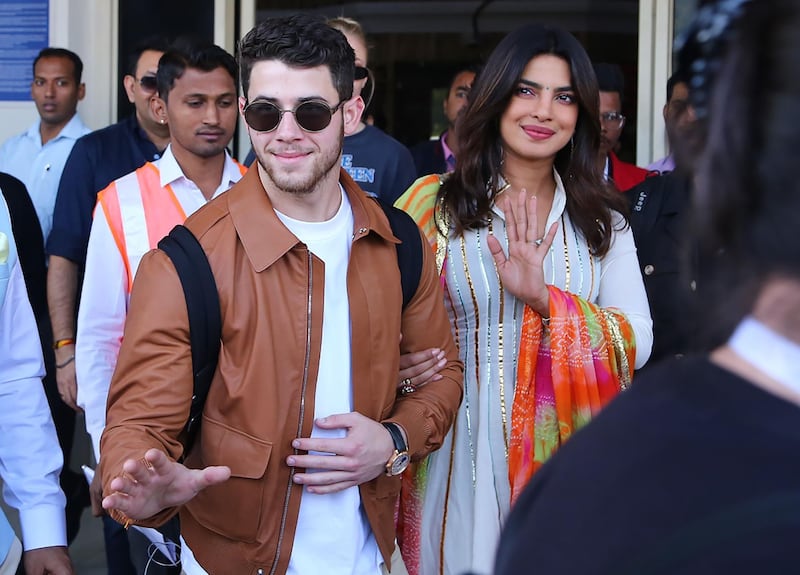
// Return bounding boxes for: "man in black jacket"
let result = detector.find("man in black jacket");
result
[625,172,700,366]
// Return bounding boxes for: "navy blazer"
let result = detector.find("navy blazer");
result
[410,136,447,178]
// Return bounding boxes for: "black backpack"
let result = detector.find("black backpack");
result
[157,200,424,454]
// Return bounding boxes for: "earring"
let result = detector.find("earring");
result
[160,119,166,124]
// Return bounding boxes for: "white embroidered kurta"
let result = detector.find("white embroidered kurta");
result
[419,171,652,575]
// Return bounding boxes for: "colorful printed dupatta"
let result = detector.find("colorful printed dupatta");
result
[508,285,635,502]
[393,174,637,573]
[394,174,444,252]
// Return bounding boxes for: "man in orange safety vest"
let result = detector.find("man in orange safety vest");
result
[74,38,244,571]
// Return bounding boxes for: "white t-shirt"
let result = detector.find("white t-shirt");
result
[278,187,381,575]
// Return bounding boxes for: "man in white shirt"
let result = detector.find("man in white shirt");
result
[0,48,90,243]
[75,39,242,572]
[0,195,73,575]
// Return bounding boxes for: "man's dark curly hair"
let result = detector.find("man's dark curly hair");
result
[238,13,355,103]
[156,36,238,102]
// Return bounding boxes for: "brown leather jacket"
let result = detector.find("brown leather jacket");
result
[100,168,463,574]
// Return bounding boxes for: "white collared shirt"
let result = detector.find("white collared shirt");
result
[0,115,90,242]
[76,145,243,460]
[0,196,67,551]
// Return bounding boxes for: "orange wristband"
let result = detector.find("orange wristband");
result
[53,338,75,349]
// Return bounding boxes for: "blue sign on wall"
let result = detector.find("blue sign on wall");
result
[0,0,49,101]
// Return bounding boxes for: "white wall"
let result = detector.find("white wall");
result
[636,0,673,166]
[236,0,256,161]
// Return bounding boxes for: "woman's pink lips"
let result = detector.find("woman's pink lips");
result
[523,125,556,140]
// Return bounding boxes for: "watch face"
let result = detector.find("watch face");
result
[388,451,411,476]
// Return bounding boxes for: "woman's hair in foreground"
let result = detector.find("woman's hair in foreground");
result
[681,0,800,340]
[440,23,626,256]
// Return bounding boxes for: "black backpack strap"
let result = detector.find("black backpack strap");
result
[0,174,50,336]
[157,224,221,454]
[376,200,424,309]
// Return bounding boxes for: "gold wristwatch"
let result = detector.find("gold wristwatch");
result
[382,422,410,476]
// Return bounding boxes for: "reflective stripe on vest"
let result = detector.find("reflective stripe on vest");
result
[98,163,186,294]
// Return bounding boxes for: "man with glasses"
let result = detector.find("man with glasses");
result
[44,36,171,575]
[98,14,462,575]
[593,62,651,192]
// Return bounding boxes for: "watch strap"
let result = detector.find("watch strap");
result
[381,422,407,453]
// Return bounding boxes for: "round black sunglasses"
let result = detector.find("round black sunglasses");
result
[243,100,344,133]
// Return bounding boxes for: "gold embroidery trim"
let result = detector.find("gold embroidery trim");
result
[601,309,632,390]
[439,420,458,575]
[561,215,570,291]
[460,234,479,487]
[488,217,509,457]
[434,196,449,276]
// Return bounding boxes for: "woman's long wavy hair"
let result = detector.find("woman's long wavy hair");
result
[440,24,626,257]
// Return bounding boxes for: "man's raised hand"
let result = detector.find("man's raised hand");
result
[102,448,231,520]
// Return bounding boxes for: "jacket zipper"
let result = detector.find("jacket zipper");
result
[269,249,314,575]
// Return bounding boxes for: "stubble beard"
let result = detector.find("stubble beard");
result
[256,131,344,196]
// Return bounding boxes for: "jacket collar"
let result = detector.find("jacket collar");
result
[229,166,397,272]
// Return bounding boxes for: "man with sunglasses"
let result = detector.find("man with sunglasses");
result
[46,36,170,412]
[43,36,172,575]
[328,17,417,206]
[99,14,462,575]
[593,62,651,192]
